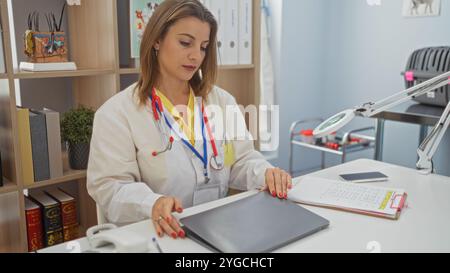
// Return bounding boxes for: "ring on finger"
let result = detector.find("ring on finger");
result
[155,215,164,224]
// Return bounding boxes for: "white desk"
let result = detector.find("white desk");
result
[40,159,450,253]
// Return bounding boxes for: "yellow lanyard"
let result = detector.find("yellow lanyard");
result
[156,89,195,145]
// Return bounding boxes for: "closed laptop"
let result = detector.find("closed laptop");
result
[180,192,329,253]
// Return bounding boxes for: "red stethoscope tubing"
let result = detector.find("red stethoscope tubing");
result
[201,102,218,158]
[151,87,163,121]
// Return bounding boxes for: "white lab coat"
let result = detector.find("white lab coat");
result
[87,83,273,225]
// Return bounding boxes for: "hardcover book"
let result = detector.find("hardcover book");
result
[46,188,78,241]
[29,191,64,247]
[25,197,44,251]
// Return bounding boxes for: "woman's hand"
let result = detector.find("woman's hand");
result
[152,196,185,239]
[263,168,293,199]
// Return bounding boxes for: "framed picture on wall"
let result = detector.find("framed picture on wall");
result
[402,0,441,17]
[130,0,163,58]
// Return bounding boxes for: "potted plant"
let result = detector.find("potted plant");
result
[61,106,95,170]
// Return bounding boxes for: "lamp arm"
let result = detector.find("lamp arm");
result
[354,71,450,118]
[416,101,450,174]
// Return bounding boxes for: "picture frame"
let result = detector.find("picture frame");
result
[130,0,162,58]
[402,0,441,17]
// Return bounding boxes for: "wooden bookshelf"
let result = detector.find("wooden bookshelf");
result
[0,0,262,252]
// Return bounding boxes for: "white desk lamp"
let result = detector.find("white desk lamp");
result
[313,71,450,174]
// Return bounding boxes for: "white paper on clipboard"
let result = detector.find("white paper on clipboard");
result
[288,176,407,218]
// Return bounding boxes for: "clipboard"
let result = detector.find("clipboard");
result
[288,177,408,220]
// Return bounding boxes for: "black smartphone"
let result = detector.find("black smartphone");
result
[339,171,388,183]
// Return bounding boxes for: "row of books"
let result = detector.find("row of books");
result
[25,188,79,252]
[17,107,64,185]
[200,0,253,65]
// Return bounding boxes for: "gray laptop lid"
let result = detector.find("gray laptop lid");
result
[180,192,329,253]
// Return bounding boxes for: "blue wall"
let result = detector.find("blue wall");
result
[271,0,450,176]
[268,0,328,175]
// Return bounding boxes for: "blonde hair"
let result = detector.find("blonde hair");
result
[135,0,218,106]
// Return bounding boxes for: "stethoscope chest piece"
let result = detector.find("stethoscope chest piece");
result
[210,155,224,171]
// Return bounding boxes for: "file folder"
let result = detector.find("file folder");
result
[238,0,252,65]
[209,0,225,65]
[223,0,238,65]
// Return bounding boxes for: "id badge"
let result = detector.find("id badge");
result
[192,182,221,206]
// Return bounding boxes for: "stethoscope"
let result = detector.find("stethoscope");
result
[150,88,174,157]
[149,88,224,183]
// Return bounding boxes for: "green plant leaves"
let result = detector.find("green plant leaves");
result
[60,106,95,145]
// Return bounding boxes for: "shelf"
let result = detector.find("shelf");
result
[219,64,255,70]
[119,67,139,75]
[0,179,17,195]
[13,68,115,79]
[292,140,344,155]
[291,140,375,156]
[24,169,87,190]
[118,64,255,75]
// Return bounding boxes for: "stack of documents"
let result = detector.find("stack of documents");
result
[288,177,407,220]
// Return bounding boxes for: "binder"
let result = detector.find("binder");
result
[17,107,35,185]
[36,109,63,179]
[181,192,329,253]
[29,110,50,182]
[238,0,253,65]
[209,0,225,65]
[223,0,238,65]
[288,177,408,220]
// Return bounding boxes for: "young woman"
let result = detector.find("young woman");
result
[87,0,291,239]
